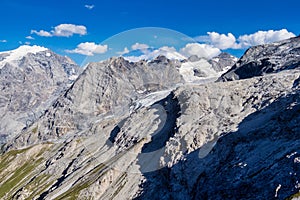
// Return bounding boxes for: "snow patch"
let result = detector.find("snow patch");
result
[213,58,219,62]
[179,59,219,82]
[286,152,297,158]
[68,75,78,81]
[130,89,173,112]
[294,157,300,163]
[275,184,281,198]
[237,162,247,168]
[0,45,48,68]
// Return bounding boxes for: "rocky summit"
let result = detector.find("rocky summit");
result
[0,37,299,200]
[0,45,81,144]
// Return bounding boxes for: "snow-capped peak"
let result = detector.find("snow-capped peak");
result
[0,45,48,68]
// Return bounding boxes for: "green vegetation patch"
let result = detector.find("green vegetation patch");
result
[0,147,32,176]
[0,145,51,199]
[0,158,43,198]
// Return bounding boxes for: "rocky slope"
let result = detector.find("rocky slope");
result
[5,56,184,149]
[219,36,300,81]
[0,37,299,200]
[208,52,238,72]
[6,54,236,149]
[0,45,81,143]
[141,71,300,200]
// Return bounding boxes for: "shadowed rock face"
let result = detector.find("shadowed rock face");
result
[133,71,300,200]
[191,93,300,200]
[0,47,81,143]
[1,37,300,199]
[219,36,300,81]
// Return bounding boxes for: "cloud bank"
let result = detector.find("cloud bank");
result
[31,24,87,37]
[195,29,296,50]
[121,29,296,62]
[124,29,296,62]
[237,29,296,48]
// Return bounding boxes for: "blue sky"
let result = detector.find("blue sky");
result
[0,0,299,65]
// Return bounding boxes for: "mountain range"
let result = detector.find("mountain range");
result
[0,36,299,200]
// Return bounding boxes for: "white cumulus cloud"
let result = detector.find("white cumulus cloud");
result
[31,30,52,37]
[0,40,7,43]
[52,24,87,37]
[194,29,296,50]
[237,29,296,48]
[195,32,238,49]
[66,42,108,56]
[179,43,221,59]
[85,4,95,10]
[207,32,238,50]
[31,24,87,37]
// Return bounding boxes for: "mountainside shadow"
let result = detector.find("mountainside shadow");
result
[135,89,300,200]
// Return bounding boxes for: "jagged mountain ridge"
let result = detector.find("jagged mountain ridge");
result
[6,53,237,149]
[0,37,299,200]
[2,70,299,200]
[6,56,184,148]
[219,36,300,81]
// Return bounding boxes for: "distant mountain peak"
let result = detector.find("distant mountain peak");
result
[0,45,49,68]
[0,46,81,143]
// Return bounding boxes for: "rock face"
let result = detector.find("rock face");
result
[6,56,184,149]
[0,45,81,143]
[165,73,300,200]
[209,52,238,72]
[219,36,300,81]
[0,38,300,200]
[190,90,300,200]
